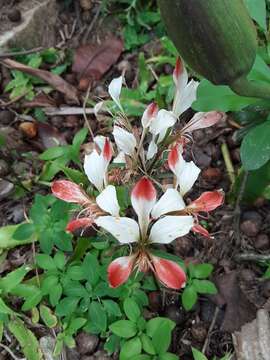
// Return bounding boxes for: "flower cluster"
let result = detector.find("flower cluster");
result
[51,58,224,290]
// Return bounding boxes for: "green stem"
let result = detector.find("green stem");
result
[230,76,270,100]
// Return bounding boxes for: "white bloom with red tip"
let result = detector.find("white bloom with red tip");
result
[96,177,193,245]
[96,177,193,288]
[108,76,123,111]
[181,111,224,135]
[149,109,176,137]
[84,137,112,192]
[172,57,199,118]
[168,144,200,196]
[141,102,158,129]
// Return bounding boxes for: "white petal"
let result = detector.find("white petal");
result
[94,135,106,151]
[149,109,176,136]
[149,216,193,244]
[113,126,137,156]
[113,151,126,164]
[108,76,123,111]
[146,139,158,160]
[173,80,199,118]
[96,216,140,244]
[94,101,105,117]
[84,150,106,192]
[96,185,120,216]
[177,160,201,196]
[182,111,223,134]
[151,189,186,219]
[173,58,188,92]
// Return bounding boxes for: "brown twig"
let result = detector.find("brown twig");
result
[0,47,44,59]
[82,83,95,141]
[82,3,102,44]
[202,306,220,354]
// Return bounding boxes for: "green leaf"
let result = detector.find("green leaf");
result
[41,275,59,295]
[182,285,198,311]
[66,265,86,281]
[88,301,107,333]
[64,281,88,298]
[50,284,62,307]
[109,320,137,338]
[192,347,208,360]
[0,265,32,293]
[22,290,43,311]
[8,318,43,360]
[243,0,266,30]
[152,322,171,354]
[123,298,141,322]
[0,298,15,315]
[159,353,179,360]
[102,299,122,317]
[62,166,88,186]
[120,337,142,360]
[39,146,68,160]
[190,264,214,279]
[13,223,35,240]
[146,318,175,338]
[72,127,88,153]
[40,305,57,328]
[193,280,217,294]
[54,252,66,270]
[240,120,270,170]
[140,334,156,355]
[68,317,87,333]
[82,253,100,285]
[56,297,79,317]
[36,254,56,270]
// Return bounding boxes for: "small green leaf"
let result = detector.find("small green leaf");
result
[89,301,107,333]
[0,265,32,293]
[40,305,57,328]
[72,127,88,152]
[190,264,214,279]
[123,298,141,322]
[22,290,43,311]
[36,254,56,270]
[243,0,266,30]
[159,353,179,360]
[82,253,100,285]
[49,284,62,307]
[54,252,66,270]
[56,297,79,317]
[13,223,35,240]
[102,300,122,317]
[109,320,137,338]
[182,285,198,311]
[140,334,156,355]
[146,317,175,338]
[152,322,172,354]
[0,298,15,315]
[120,337,142,360]
[193,280,217,295]
[39,146,67,160]
[240,120,270,170]
[192,347,208,360]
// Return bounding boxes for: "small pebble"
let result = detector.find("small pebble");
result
[94,350,112,360]
[0,180,14,200]
[254,233,269,251]
[164,304,185,325]
[8,9,22,22]
[262,279,270,298]
[0,159,9,177]
[191,323,207,342]
[19,122,37,138]
[202,167,222,184]
[240,211,262,237]
[0,110,15,125]
[76,332,99,355]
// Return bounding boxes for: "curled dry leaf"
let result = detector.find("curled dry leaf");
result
[72,37,123,86]
[37,123,67,149]
[3,58,79,104]
[22,93,57,108]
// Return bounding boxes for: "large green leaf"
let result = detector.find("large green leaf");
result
[0,224,37,251]
[243,0,266,30]
[8,318,43,360]
[240,120,270,170]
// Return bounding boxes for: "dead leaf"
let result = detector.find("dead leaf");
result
[37,123,67,149]
[19,122,37,138]
[211,271,257,332]
[22,93,57,108]
[72,37,123,83]
[3,59,79,104]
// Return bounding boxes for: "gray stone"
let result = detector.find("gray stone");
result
[0,0,57,51]
[76,332,99,355]
[0,179,14,200]
[39,336,61,360]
